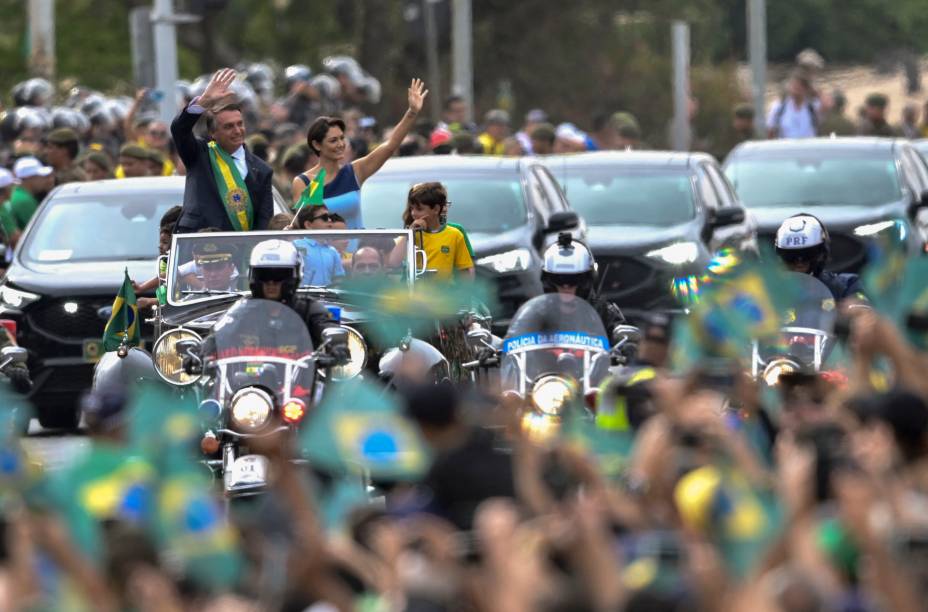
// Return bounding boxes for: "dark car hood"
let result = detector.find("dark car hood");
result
[584,222,700,254]
[5,259,156,297]
[748,203,906,232]
[467,225,535,256]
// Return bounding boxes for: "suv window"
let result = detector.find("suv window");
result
[527,168,555,223]
[534,167,569,212]
[900,146,928,194]
[696,164,722,211]
[704,163,738,207]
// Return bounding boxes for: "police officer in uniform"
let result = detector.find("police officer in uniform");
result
[540,233,627,338]
[774,213,863,301]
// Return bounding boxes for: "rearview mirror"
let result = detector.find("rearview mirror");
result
[909,190,928,218]
[545,211,580,234]
[709,207,745,228]
[1,346,27,363]
[321,327,349,347]
[175,339,201,355]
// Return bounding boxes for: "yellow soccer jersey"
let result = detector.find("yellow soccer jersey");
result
[419,225,474,280]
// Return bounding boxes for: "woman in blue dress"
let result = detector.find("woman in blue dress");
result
[291,78,428,230]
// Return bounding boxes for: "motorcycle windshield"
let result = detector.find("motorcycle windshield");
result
[759,273,837,367]
[212,298,314,394]
[501,294,611,392]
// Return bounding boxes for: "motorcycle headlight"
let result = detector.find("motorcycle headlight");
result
[762,358,800,387]
[0,284,40,310]
[152,328,201,386]
[531,375,573,416]
[646,241,700,265]
[230,388,273,431]
[327,326,367,381]
[476,248,532,274]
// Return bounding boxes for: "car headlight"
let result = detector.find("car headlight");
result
[646,241,700,265]
[476,248,532,273]
[762,358,800,387]
[152,328,202,386]
[852,219,898,237]
[230,388,273,431]
[0,285,40,309]
[327,326,367,381]
[531,375,573,415]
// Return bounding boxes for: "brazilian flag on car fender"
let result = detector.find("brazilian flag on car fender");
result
[102,269,140,352]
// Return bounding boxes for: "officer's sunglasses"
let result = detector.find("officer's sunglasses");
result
[547,273,580,287]
[198,259,231,270]
[257,268,293,282]
[780,251,813,264]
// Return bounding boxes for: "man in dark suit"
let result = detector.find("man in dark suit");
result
[171,68,273,233]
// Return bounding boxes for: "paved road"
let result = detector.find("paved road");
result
[21,420,90,472]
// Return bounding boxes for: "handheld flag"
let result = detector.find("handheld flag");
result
[295,168,326,210]
[300,378,431,481]
[102,269,141,352]
[339,275,497,347]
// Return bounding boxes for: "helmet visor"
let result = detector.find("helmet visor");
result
[254,267,294,283]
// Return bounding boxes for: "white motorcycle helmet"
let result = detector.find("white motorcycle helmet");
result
[541,232,597,299]
[248,240,302,301]
[775,213,830,275]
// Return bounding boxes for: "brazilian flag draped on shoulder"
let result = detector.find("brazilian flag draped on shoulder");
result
[102,269,141,352]
[207,140,253,231]
[294,168,326,210]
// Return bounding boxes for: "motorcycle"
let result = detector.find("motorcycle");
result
[496,293,614,438]
[751,272,839,386]
[179,298,347,498]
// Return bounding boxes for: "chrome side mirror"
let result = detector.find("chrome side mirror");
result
[321,327,349,347]
[1,346,27,363]
[611,324,642,347]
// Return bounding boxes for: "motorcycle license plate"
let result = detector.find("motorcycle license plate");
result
[228,454,269,488]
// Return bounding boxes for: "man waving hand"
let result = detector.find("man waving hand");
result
[171,68,274,233]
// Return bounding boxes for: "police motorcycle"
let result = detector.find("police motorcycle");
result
[499,293,613,438]
[146,228,420,389]
[751,272,839,386]
[177,297,347,497]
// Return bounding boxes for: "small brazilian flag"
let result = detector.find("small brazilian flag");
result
[295,168,326,210]
[102,269,141,352]
[300,378,431,481]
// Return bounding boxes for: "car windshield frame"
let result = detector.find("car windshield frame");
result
[20,191,180,265]
[725,149,903,208]
[557,165,697,226]
[360,171,529,234]
[166,229,416,307]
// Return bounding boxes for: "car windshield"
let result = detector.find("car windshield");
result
[167,229,414,306]
[21,192,179,264]
[725,152,902,207]
[558,167,695,225]
[361,173,527,234]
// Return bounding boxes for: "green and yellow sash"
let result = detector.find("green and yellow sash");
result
[207,141,253,231]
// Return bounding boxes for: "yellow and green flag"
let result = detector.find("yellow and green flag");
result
[102,269,141,352]
[295,168,326,210]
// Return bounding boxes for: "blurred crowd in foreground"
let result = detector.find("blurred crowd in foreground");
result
[0,235,926,612]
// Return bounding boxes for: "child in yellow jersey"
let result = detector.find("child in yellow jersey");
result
[389,182,474,281]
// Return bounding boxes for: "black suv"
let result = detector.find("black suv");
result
[725,138,928,272]
[544,151,755,319]
[0,177,289,428]
[360,155,578,330]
